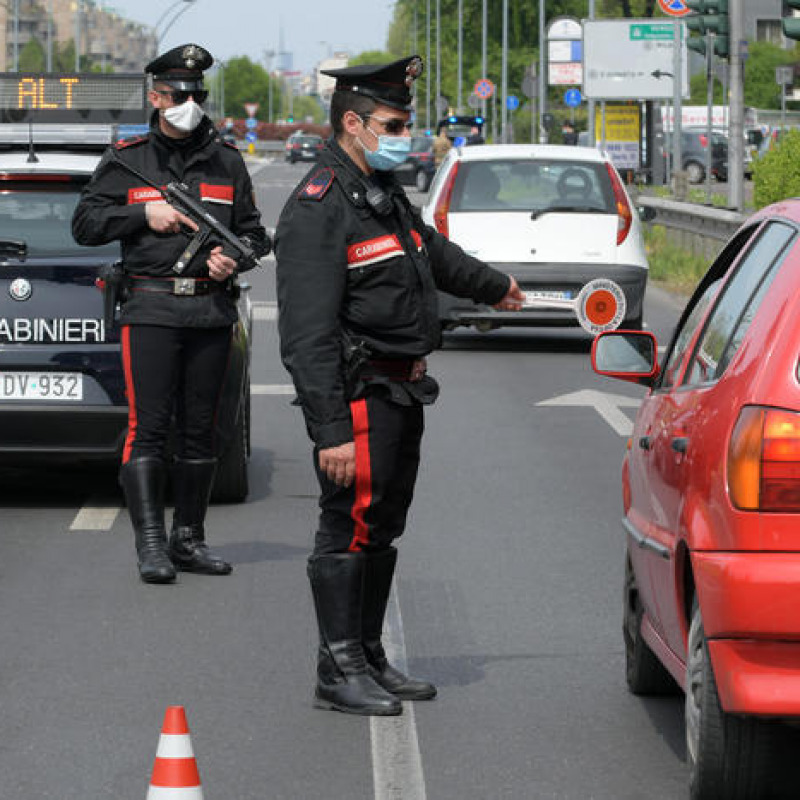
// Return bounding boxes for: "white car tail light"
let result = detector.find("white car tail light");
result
[605,163,633,246]
[433,162,460,238]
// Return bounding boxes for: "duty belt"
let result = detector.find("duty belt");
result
[362,358,427,382]
[128,276,231,296]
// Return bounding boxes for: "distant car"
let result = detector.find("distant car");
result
[392,135,435,191]
[421,144,650,332]
[592,202,800,798]
[285,133,324,163]
[662,128,728,184]
[0,126,253,501]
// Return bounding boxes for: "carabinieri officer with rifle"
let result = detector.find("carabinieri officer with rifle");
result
[72,43,269,584]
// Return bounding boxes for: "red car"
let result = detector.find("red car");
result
[592,200,800,799]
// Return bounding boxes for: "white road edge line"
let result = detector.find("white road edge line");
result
[70,503,120,531]
[371,584,428,800]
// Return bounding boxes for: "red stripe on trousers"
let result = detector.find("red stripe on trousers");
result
[348,398,372,552]
[120,325,137,464]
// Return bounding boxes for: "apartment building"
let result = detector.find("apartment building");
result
[1,0,156,73]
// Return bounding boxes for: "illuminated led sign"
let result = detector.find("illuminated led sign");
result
[0,74,147,123]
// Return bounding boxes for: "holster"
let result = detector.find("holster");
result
[341,330,371,396]
[98,261,128,332]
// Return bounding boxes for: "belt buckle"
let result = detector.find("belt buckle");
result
[174,278,196,296]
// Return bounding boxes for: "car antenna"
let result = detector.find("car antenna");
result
[26,119,39,164]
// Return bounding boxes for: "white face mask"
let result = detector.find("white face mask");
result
[163,99,204,133]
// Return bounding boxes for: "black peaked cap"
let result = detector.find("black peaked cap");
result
[321,55,423,111]
[145,43,213,91]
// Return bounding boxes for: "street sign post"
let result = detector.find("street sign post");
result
[506,95,520,111]
[244,102,259,117]
[564,88,582,107]
[583,19,689,100]
[245,117,258,129]
[467,93,482,110]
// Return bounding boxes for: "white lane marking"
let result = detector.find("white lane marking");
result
[247,160,273,178]
[70,503,120,531]
[537,389,642,437]
[372,584,428,800]
[251,384,295,395]
[252,301,277,321]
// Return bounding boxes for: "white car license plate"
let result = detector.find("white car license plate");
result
[523,290,574,307]
[0,372,83,400]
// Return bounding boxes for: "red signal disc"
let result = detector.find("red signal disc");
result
[584,289,618,327]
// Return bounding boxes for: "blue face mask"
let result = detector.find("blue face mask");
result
[360,125,412,170]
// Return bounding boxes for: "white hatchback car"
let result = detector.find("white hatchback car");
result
[421,144,652,332]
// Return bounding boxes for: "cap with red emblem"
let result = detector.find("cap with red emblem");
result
[321,55,423,111]
[145,44,212,92]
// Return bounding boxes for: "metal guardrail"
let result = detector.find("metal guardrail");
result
[635,195,748,261]
[636,195,746,241]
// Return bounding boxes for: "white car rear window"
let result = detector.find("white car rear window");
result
[449,159,616,215]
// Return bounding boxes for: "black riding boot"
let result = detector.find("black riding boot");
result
[308,553,402,716]
[363,547,437,700]
[168,458,232,575]
[119,457,176,584]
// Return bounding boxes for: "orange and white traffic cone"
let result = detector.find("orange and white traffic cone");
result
[147,706,204,799]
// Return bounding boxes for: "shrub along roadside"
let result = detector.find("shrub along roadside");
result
[644,225,709,297]
[752,129,800,209]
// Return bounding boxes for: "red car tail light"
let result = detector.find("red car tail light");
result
[605,162,633,245]
[729,406,800,511]
[700,134,708,148]
[433,162,460,238]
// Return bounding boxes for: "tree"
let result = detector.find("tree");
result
[19,39,46,72]
[743,41,796,110]
[209,56,282,121]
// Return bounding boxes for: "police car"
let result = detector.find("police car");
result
[0,74,253,501]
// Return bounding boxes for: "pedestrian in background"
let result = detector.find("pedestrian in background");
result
[275,55,524,716]
[433,126,452,165]
[72,44,269,584]
[562,120,578,145]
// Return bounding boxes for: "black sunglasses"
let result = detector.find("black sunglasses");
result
[156,89,209,105]
[363,114,412,136]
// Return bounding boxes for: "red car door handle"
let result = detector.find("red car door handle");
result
[671,437,689,454]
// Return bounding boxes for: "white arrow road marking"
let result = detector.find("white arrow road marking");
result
[537,390,642,436]
[372,584,427,800]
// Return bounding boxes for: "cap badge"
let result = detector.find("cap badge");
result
[405,57,424,86]
[182,44,202,69]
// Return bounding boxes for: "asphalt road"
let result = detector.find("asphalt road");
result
[0,156,696,799]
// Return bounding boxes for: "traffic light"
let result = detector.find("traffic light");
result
[784,0,800,41]
[685,0,730,59]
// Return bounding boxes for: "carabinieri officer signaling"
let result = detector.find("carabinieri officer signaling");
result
[276,55,524,716]
[72,43,269,584]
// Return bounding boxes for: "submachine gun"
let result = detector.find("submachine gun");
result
[109,151,268,274]
[97,151,271,331]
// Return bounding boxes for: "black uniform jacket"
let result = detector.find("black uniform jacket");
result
[275,139,510,450]
[72,113,268,328]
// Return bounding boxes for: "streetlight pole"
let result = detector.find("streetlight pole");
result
[457,0,462,112]
[502,0,508,142]
[155,0,196,52]
[74,0,81,71]
[539,0,546,143]
[435,0,440,121]
[588,0,595,146]
[46,0,53,72]
[481,0,487,121]
[425,0,430,129]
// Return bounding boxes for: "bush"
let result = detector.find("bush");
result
[644,225,709,295]
[752,129,800,209]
